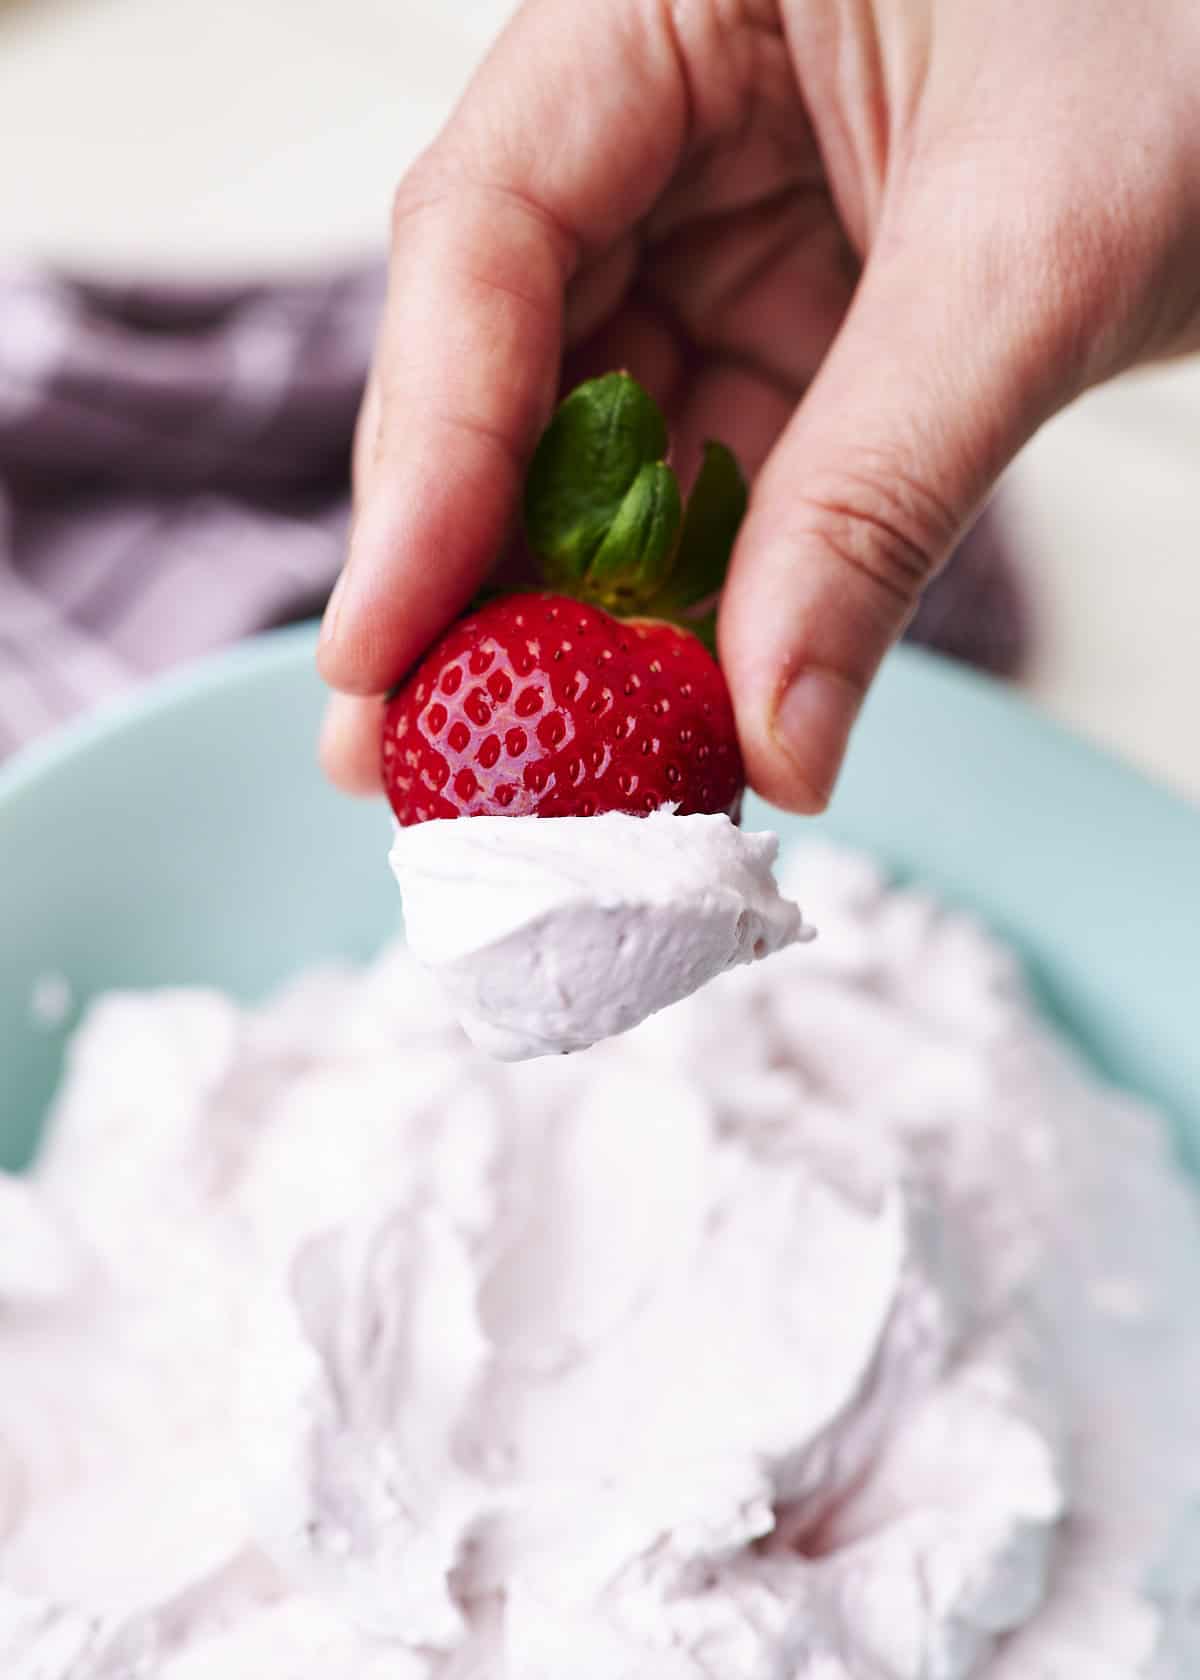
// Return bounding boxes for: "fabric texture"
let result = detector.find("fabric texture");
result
[0,265,1027,759]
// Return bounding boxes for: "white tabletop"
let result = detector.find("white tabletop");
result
[4,0,1197,801]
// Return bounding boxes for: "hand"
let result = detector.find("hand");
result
[317,0,1200,811]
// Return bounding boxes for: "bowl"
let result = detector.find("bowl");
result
[1,627,1197,1176]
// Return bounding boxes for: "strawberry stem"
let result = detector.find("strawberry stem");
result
[523,373,747,632]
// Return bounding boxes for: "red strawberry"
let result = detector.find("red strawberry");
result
[382,373,748,827]
[382,593,742,822]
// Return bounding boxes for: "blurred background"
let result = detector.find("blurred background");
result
[1,0,1197,799]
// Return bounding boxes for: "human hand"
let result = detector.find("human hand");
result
[317,0,1200,811]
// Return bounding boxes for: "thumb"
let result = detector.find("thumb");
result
[718,225,1062,813]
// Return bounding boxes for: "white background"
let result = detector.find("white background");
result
[3,0,1197,800]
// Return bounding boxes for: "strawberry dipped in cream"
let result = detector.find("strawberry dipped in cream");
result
[384,373,814,1059]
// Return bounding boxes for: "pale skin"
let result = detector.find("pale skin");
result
[317,0,1200,812]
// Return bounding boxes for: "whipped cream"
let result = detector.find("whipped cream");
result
[1,844,1199,1677]
[389,809,814,1058]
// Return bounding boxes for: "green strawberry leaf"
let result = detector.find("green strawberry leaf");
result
[646,441,747,614]
[581,462,682,611]
[524,372,669,589]
[523,375,747,645]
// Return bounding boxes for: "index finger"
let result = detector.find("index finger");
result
[316,0,691,697]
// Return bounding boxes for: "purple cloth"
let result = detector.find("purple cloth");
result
[0,264,1026,758]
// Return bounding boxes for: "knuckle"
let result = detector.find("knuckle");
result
[792,460,954,612]
[389,148,451,243]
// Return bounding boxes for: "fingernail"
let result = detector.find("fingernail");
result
[318,567,349,655]
[771,668,862,808]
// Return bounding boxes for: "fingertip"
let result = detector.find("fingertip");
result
[767,666,862,811]
[315,488,406,692]
[718,537,868,818]
[316,602,394,696]
[742,748,833,817]
[316,545,402,696]
[730,684,843,818]
[318,692,386,796]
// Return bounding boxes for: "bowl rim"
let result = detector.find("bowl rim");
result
[0,626,321,812]
[2,621,1194,823]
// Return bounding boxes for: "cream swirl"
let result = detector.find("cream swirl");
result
[388,809,815,1059]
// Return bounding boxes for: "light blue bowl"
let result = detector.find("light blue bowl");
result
[1,627,1197,1177]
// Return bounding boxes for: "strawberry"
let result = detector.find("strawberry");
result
[382,372,748,825]
[381,593,742,821]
